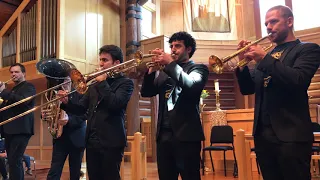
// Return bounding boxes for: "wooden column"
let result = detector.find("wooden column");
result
[125,0,141,135]
[0,37,2,67]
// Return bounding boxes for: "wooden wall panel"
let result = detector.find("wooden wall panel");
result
[85,0,99,66]
[97,0,120,49]
[61,0,120,74]
[160,1,184,37]
[64,0,86,62]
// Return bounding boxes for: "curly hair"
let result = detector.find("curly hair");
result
[169,31,196,58]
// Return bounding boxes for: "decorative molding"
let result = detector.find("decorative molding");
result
[63,55,87,63]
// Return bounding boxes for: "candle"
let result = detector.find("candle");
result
[214,79,219,91]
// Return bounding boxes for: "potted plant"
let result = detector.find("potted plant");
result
[200,90,210,112]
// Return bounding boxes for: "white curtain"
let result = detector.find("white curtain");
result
[183,0,237,40]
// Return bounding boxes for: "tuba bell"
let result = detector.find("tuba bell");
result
[37,58,75,139]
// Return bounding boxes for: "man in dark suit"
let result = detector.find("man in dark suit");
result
[235,5,320,180]
[58,45,134,180]
[45,77,86,180]
[140,31,209,180]
[0,63,36,180]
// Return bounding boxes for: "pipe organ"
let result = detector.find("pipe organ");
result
[2,28,17,67]
[20,3,37,63]
[41,0,57,59]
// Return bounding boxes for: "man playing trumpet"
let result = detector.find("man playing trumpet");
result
[235,5,320,180]
[0,63,36,180]
[140,31,209,180]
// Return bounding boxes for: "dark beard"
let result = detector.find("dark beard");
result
[176,53,188,64]
[273,29,289,44]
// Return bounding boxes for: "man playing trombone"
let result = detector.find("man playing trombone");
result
[235,5,320,180]
[0,63,36,180]
[58,45,134,180]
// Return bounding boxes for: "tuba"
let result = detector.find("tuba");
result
[37,58,75,139]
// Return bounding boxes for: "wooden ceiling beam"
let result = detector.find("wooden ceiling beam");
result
[0,0,19,7]
[0,0,30,37]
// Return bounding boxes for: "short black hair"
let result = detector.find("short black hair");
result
[99,45,124,63]
[267,5,294,19]
[169,31,196,58]
[9,63,26,73]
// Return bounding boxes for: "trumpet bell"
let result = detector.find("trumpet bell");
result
[209,55,224,74]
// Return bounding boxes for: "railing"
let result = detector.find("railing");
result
[120,132,147,180]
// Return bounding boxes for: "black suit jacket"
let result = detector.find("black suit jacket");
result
[0,81,36,135]
[140,60,209,142]
[61,76,134,148]
[236,39,320,142]
[54,92,86,148]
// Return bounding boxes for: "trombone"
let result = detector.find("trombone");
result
[0,51,162,126]
[208,33,274,74]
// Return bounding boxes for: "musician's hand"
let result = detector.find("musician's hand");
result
[58,113,69,126]
[152,49,173,66]
[57,90,68,104]
[244,45,267,63]
[95,73,107,82]
[0,82,5,92]
[146,49,161,74]
[237,40,251,60]
[0,153,6,158]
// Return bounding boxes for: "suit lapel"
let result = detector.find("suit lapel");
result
[167,61,194,111]
[278,39,301,63]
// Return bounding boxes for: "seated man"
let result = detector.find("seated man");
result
[22,154,32,175]
[0,137,32,177]
[0,138,8,180]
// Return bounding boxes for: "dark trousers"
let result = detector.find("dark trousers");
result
[0,157,7,178]
[4,134,30,180]
[47,139,84,180]
[254,126,312,180]
[156,132,201,180]
[86,146,124,180]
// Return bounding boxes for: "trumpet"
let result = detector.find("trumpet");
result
[209,33,274,74]
[0,51,160,126]
[134,50,166,71]
[0,78,14,105]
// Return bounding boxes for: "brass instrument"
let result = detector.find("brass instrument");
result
[0,78,14,105]
[42,90,65,139]
[0,51,158,126]
[134,50,165,72]
[208,33,274,74]
[39,59,73,139]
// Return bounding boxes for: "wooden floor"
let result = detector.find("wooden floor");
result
[24,162,320,180]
